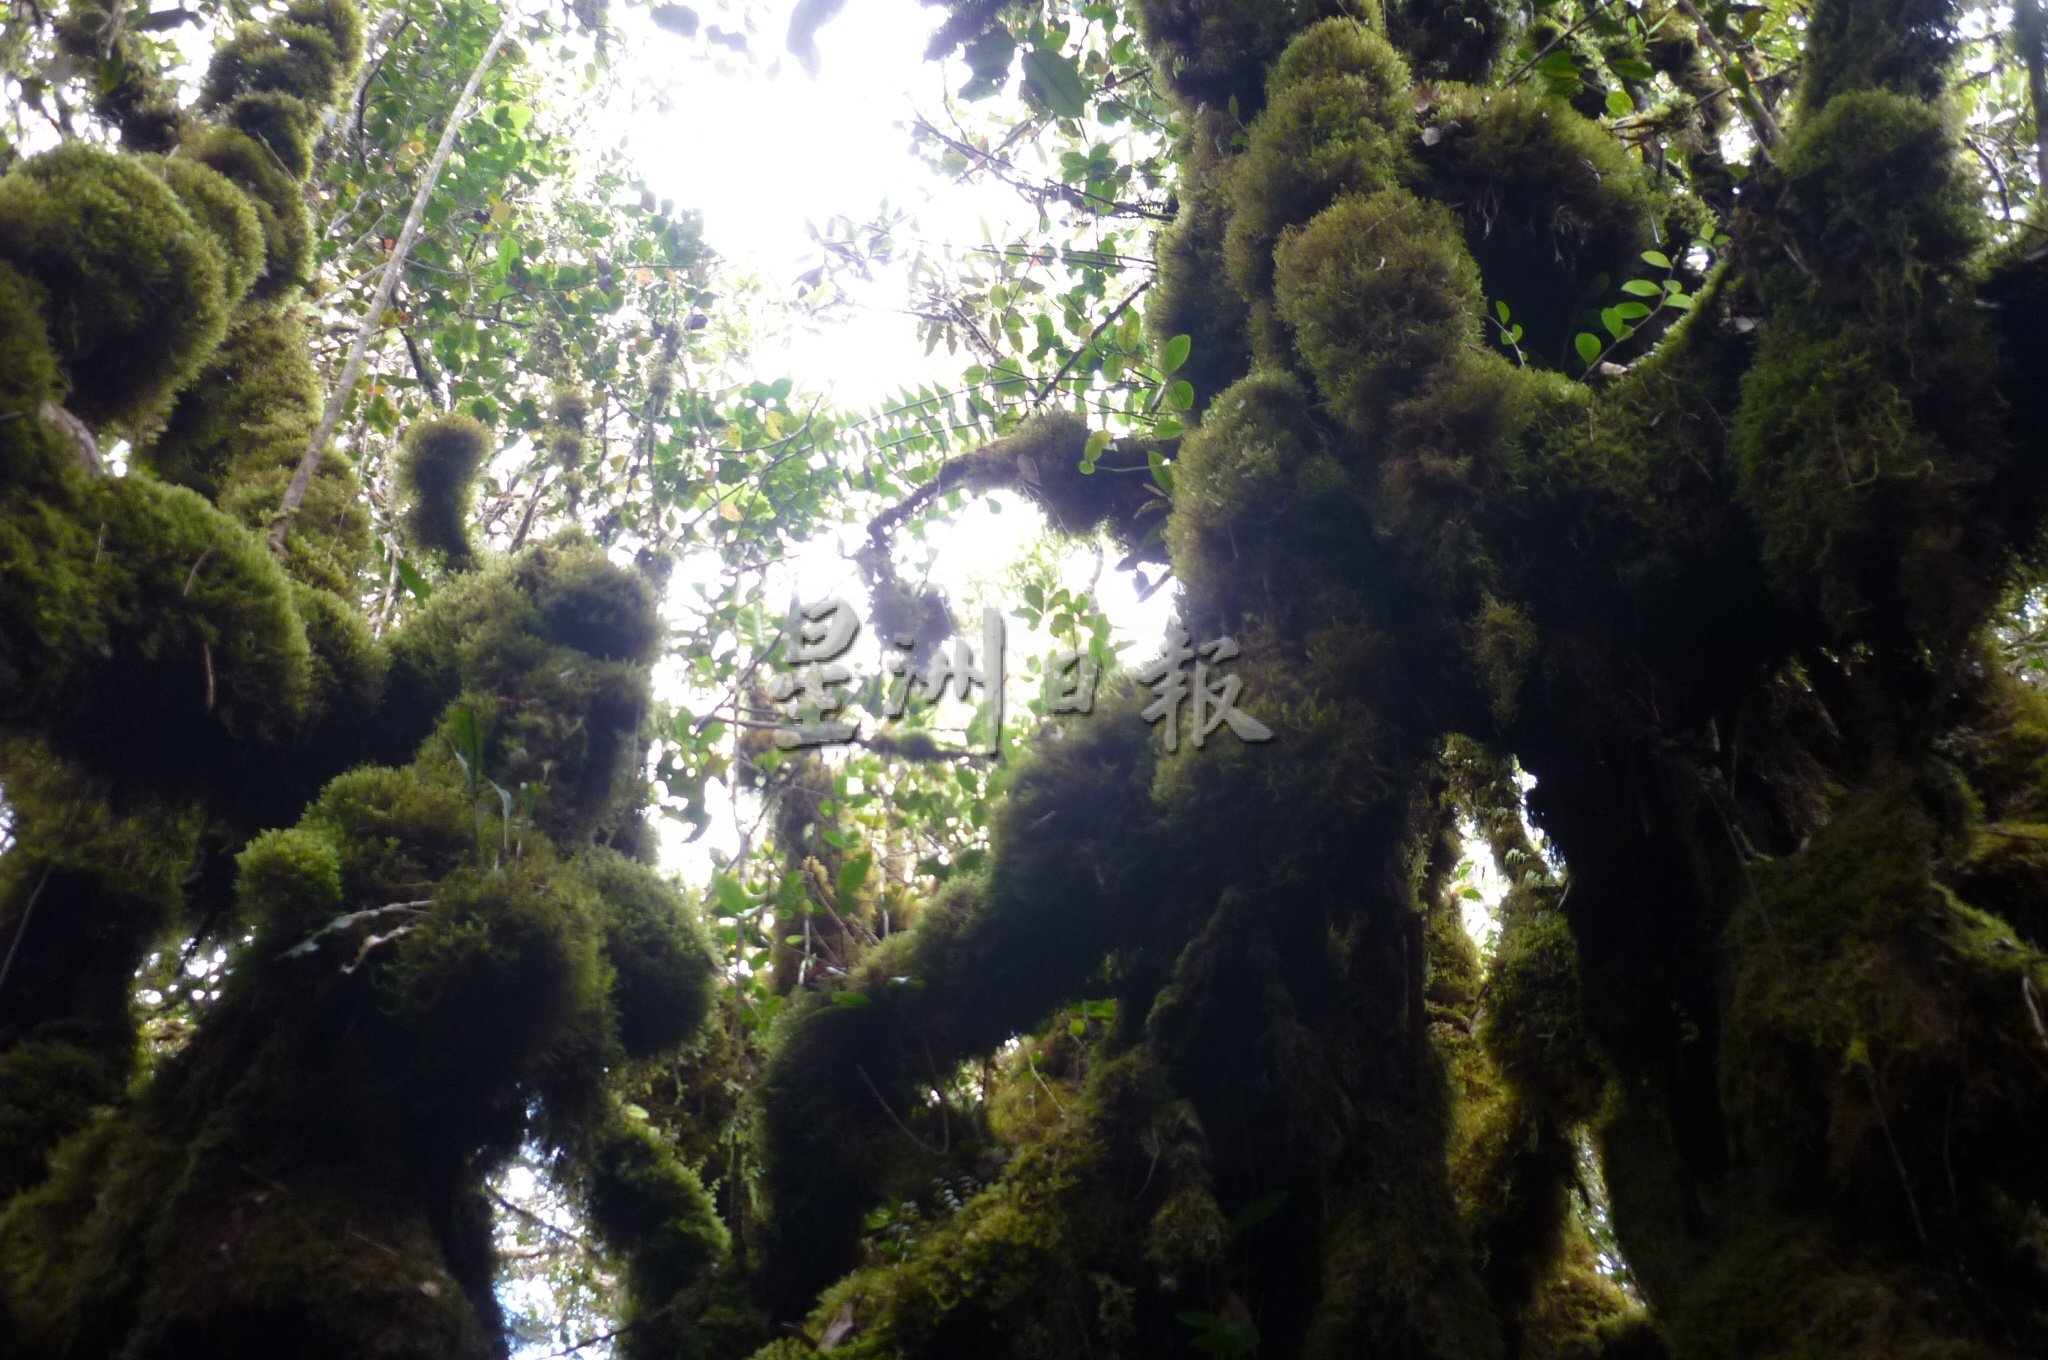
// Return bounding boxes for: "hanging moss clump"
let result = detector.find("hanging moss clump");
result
[578,848,717,1060]
[52,1,185,152]
[396,414,491,570]
[381,538,660,839]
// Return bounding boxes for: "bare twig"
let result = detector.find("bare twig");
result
[1672,0,1781,154]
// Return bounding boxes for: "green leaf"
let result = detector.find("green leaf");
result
[836,851,873,903]
[830,990,872,1009]
[1601,307,1628,340]
[1169,379,1195,411]
[1021,45,1089,118]
[1604,87,1634,117]
[1494,299,1511,323]
[1574,332,1602,365]
[448,706,483,789]
[395,558,431,602]
[962,27,1016,81]
[1619,279,1662,297]
[1613,300,1653,320]
[1641,249,1672,269]
[1163,332,1192,373]
[1148,447,1174,496]
[1083,428,1112,464]
[713,872,751,916]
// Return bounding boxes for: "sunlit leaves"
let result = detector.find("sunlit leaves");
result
[1020,42,1088,119]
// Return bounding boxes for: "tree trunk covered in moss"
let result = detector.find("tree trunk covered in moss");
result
[746,2,2048,1359]
[2,1,2047,1359]
[0,3,741,1357]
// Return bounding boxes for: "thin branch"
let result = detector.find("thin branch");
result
[1030,279,1149,411]
[272,4,518,556]
[1672,0,1781,154]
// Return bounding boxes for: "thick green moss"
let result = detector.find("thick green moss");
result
[1164,367,1368,628]
[2,1116,498,1360]
[1130,0,1368,114]
[225,90,319,179]
[756,687,1164,1311]
[0,474,313,773]
[1729,91,2001,648]
[1482,906,1604,1126]
[761,1052,1177,1360]
[1148,154,1252,410]
[578,848,715,1059]
[182,127,312,299]
[0,744,201,1193]
[1223,22,1416,310]
[531,544,661,663]
[1383,0,1510,81]
[0,260,59,416]
[1797,0,1962,114]
[1519,1235,1666,1360]
[373,860,613,1144]
[200,0,365,114]
[1671,1223,1985,1360]
[0,144,230,426]
[0,1040,128,1199]
[293,581,389,723]
[53,2,184,152]
[397,415,490,568]
[570,1103,740,1360]
[382,539,661,841]
[1773,90,1980,296]
[151,157,266,310]
[1417,85,1659,367]
[548,385,588,465]
[145,305,371,596]
[1272,188,1483,437]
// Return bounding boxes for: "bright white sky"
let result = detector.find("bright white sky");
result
[612,0,1032,406]
[591,0,1179,881]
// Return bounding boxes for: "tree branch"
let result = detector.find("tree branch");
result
[271,4,518,556]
